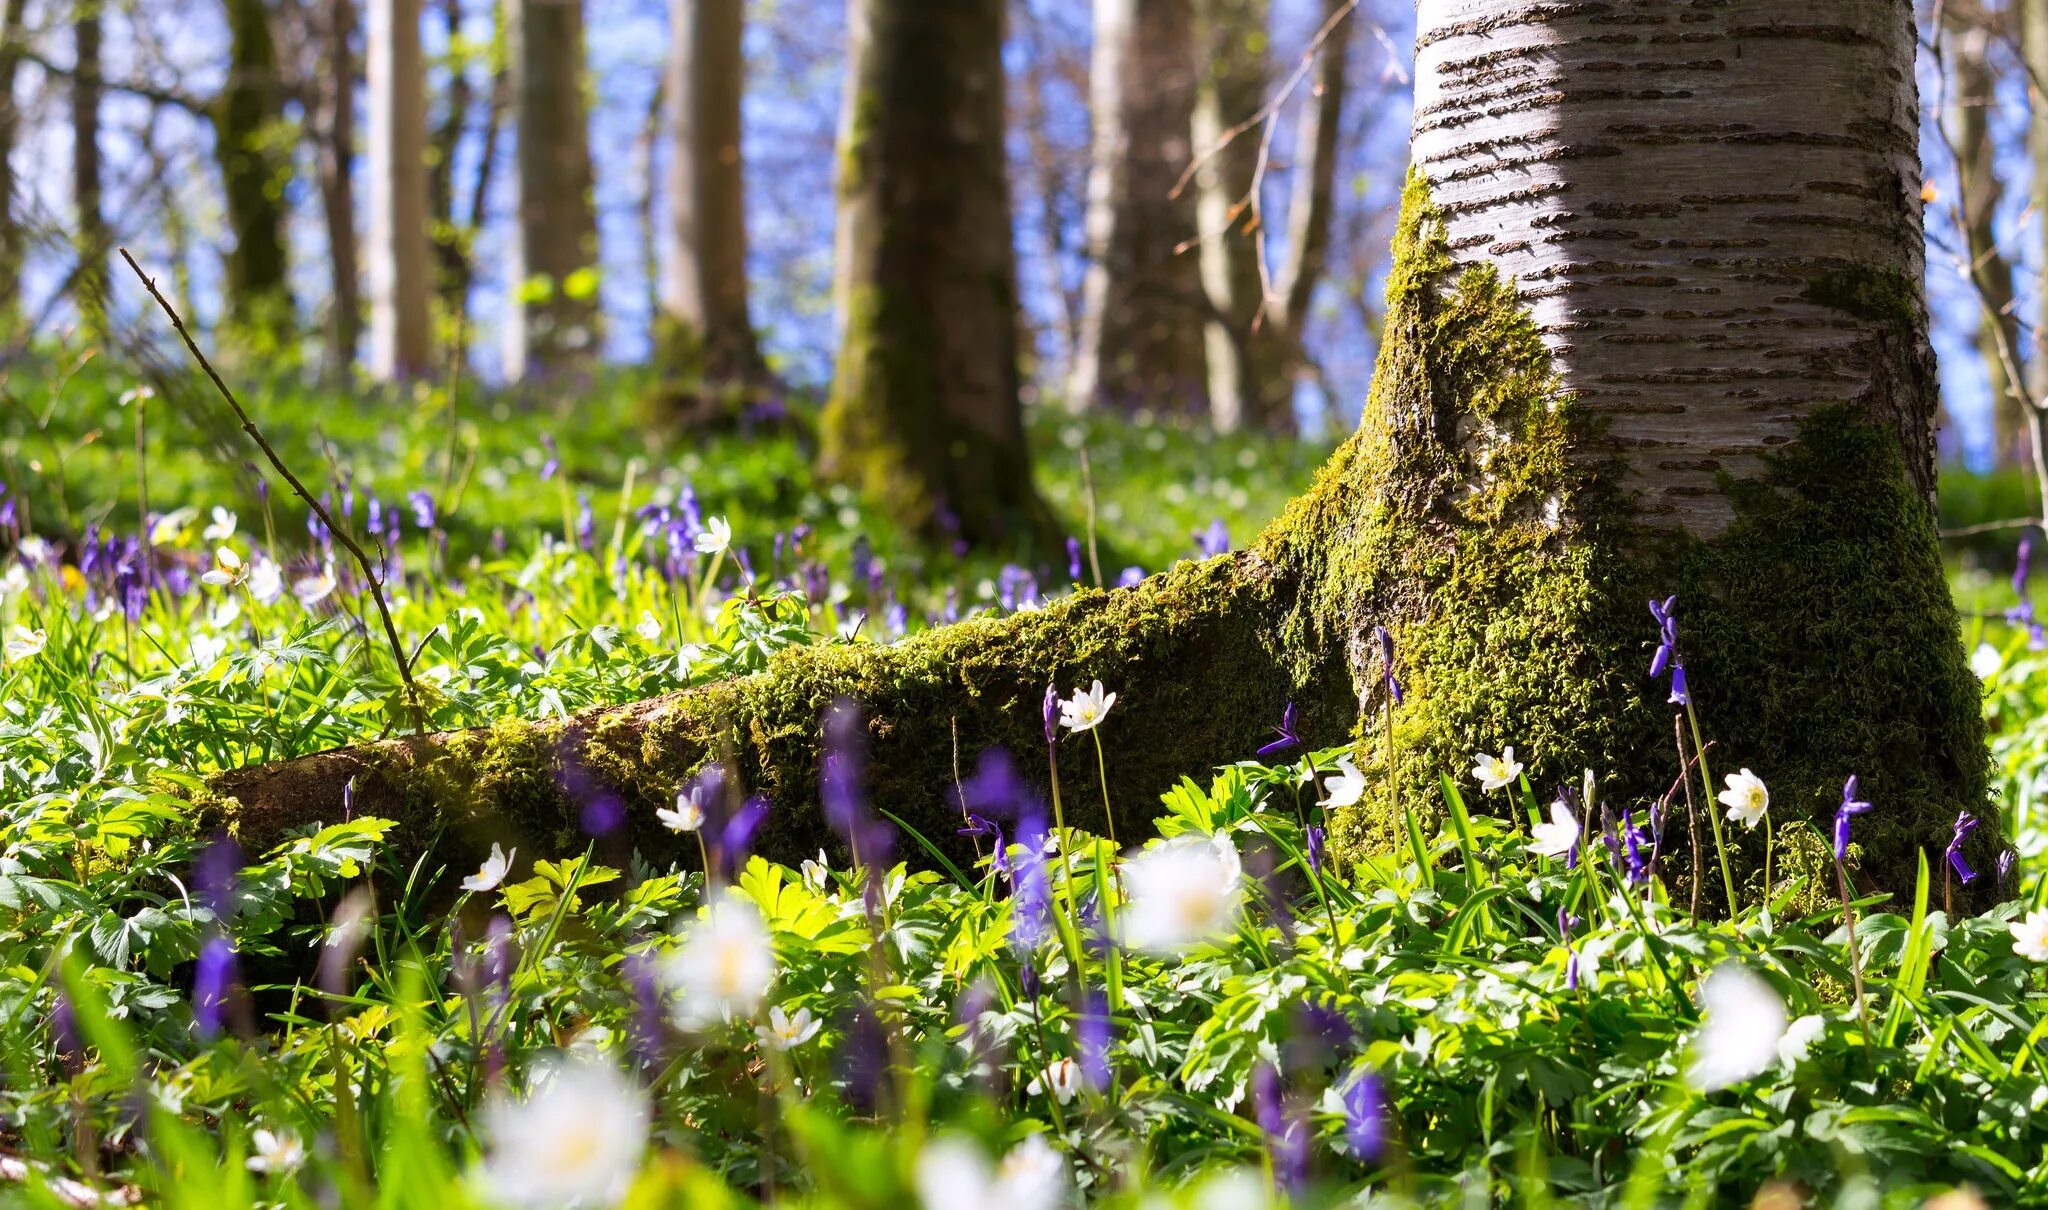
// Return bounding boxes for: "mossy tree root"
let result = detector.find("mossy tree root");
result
[204,551,1354,871]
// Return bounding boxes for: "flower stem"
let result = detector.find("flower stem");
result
[1683,705,1739,919]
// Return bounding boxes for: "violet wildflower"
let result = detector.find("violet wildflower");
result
[1834,776,1873,863]
[1947,811,1981,885]
[1305,825,1326,876]
[1194,519,1230,559]
[1648,595,1689,705]
[1252,1063,1309,1193]
[2000,848,2018,891]
[721,796,771,876]
[1256,701,1303,757]
[1066,537,1082,581]
[962,747,1030,818]
[1342,1069,1386,1161]
[538,435,560,481]
[1041,682,1060,745]
[1117,565,1145,588]
[1621,805,1649,885]
[194,934,237,1040]
[195,834,243,922]
[1077,990,1112,1089]
[1374,625,1404,705]
[1009,812,1053,952]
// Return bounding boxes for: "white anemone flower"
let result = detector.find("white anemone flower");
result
[203,507,239,543]
[694,516,732,555]
[247,557,285,604]
[656,788,705,833]
[2010,908,2048,962]
[664,895,776,1028]
[1972,642,2003,681]
[1121,832,1243,954]
[480,1059,649,1209]
[1529,800,1580,859]
[201,546,247,587]
[634,610,663,642]
[4,625,47,662]
[1778,1014,1825,1068]
[915,1134,1066,1210]
[462,843,515,893]
[246,1127,305,1174]
[1471,747,1523,793]
[1318,756,1367,809]
[757,1005,821,1051]
[801,850,831,892]
[1026,1057,1082,1105]
[1717,769,1770,830]
[1058,680,1116,733]
[1687,964,1788,1091]
[293,564,337,606]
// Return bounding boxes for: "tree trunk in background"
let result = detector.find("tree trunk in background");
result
[1067,0,1208,417]
[657,0,764,395]
[313,0,361,372]
[1943,3,2024,464]
[2023,0,2048,427]
[503,0,600,380]
[820,0,1059,553]
[366,0,433,379]
[71,0,106,336]
[0,0,28,324]
[1262,0,1350,405]
[216,0,295,346]
[1190,0,1291,433]
[211,0,1995,909]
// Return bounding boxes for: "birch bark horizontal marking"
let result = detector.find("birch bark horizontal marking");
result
[1410,0,1929,531]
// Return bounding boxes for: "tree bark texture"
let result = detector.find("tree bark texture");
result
[503,0,600,380]
[216,0,295,344]
[366,0,434,379]
[658,0,763,390]
[72,0,106,335]
[1067,0,1210,417]
[0,0,29,321]
[206,0,1995,908]
[819,0,1059,553]
[313,0,362,372]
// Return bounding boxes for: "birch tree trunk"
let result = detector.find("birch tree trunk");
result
[209,0,1994,907]
[216,0,295,345]
[503,0,600,381]
[1942,3,2024,463]
[366,0,433,379]
[657,0,763,395]
[1067,0,1209,417]
[72,0,106,336]
[0,0,29,323]
[1190,0,1292,433]
[819,0,1059,552]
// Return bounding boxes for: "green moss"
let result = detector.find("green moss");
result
[1272,172,1993,908]
[1804,266,1919,329]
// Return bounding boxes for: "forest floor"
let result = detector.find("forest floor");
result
[2,356,2047,1205]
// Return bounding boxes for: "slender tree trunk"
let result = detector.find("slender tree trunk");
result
[820,0,1059,552]
[314,0,362,372]
[72,0,106,336]
[1014,0,1078,388]
[1190,0,1291,433]
[0,0,30,321]
[209,0,1993,907]
[2022,0,2048,423]
[366,0,434,378]
[657,0,763,393]
[1262,0,1350,395]
[503,0,600,380]
[1943,2,2024,464]
[216,0,296,345]
[428,0,470,324]
[1067,0,1208,417]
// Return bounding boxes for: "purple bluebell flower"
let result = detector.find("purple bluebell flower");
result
[1305,825,1326,877]
[1648,596,1690,706]
[193,934,237,1040]
[721,796,770,873]
[1117,565,1145,588]
[195,835,243,922]
[1834,775,1873,863]
[1343,1069,1386,1160]
[1252,1064,1309,1193]
[406,489,437,530]
[1257,701,1303,757]
[1067,537,1083,581]
[582,793,625,838]
[575,494,595,551]
[839,1001,890,1115]
[821,700,891,866]
[1009,812,1053,951]
[962,747,1030,818]
[1078,990,1112,1089]
[1558,907,1583,990]
[1042,682,1060,744]
[1374,626,1404,705]
[1621,805,1649,885]
[2000,847,2018,891]
[1194,519,1230,559]
[1947,811,1980,884]
[538,435,560,482]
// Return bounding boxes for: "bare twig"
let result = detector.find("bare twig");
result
[119,249,427,726]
